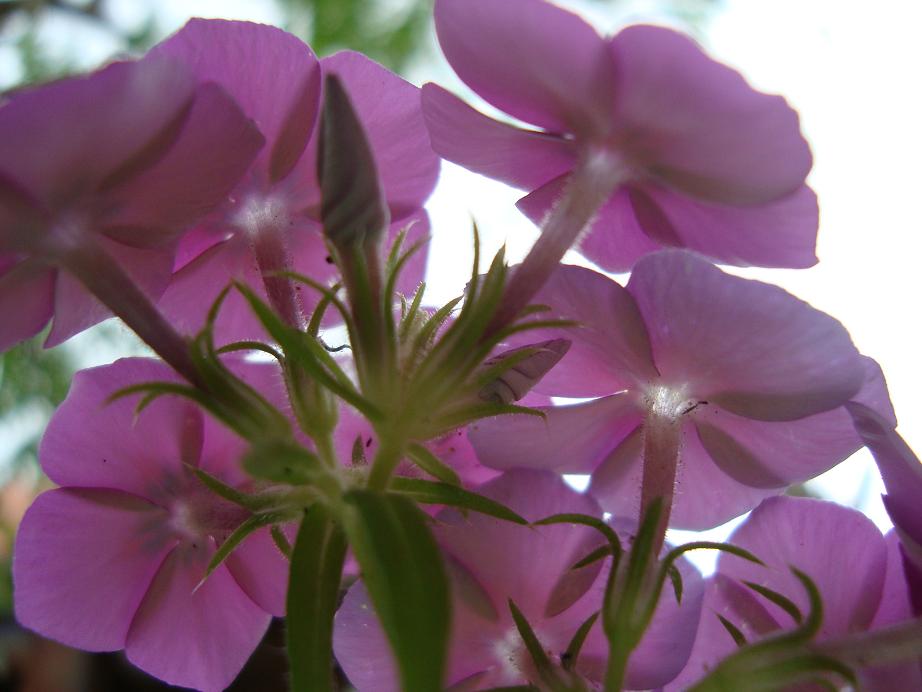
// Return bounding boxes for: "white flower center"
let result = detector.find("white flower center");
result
[644,383,696,420]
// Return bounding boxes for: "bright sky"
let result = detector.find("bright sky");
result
[1,0,919,565]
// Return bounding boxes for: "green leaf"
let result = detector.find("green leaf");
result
[389,477,528,525]
[197,514,276,590]
[407,443,462,485]
[344,490,451,692]
[667,564,684,604]
[287,508,348,692]
[271,525,292,558]
[188,465,267,511]
[216,340,285,362]
[534,513,622,559]
[570,545,612,571]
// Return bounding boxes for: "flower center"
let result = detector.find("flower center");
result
[643,382,697,421]
[233,194,289,237]
[164,474,250,543]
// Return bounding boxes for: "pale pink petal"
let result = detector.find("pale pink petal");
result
[610,25,811,205]
[719,496,887,637]
[628,250,864,421]
[44,237,174,347]
[639,183,818,268]
[590,424,778,530]
[334,581,401,692]
[422,83,576,191]
[468,394,642,473]
[226,527,290,617]
[511,263,657,397]
[151,19,321,184]
[14,488,174,651]
[158,237,267,342]
[0,58,195,205]
[0,259,55,350]
[435,470,605,618]
[321,51,440,218]
[39,358,195,498]
[126,541,270,692]
[434,0,614,134]
[98,82,264,244]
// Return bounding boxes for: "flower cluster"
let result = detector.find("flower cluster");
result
[2,0,920,691]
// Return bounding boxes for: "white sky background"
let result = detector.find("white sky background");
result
[1,0,920,564]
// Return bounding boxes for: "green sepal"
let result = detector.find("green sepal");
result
[570,545,612,571]
[215,340,284,363]
[187,464,269,512]
[508,599,561,688]
[562,611,600,672]
[743,580,803,625]
[196,513,278,590]
[271,525,292,558]
[287,507,348,692]
[534,513,622,561]
[407,443,462,486]
[343,490,451,692]
[389,477,528,525]
[666,563,684,604]
[241,438,327,486]
[716,613,748,648]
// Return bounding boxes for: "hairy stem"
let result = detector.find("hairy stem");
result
[640,412,682,555]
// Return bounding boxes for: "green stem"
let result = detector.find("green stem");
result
[367,435,406,490]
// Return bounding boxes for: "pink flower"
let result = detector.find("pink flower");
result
[669,496,920,690]
[469,251,876,529]
[13,358,289,691]
[0,57,263,351]
[149,20,440,342]
[424,0,817,273]
[333,470,705,690]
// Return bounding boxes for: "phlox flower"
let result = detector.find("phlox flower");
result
[333,469,705,690]
[149,20,440,342]
[424,0,817,273]
[669,496,921,689]
[13,358,289,691]
[469,250,877,529]
[0,56,263,351]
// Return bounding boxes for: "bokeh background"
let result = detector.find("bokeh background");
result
[0,0,919,688]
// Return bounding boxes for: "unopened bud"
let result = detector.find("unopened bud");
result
[317,74,389,248]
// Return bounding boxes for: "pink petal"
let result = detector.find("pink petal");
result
[638,183,818,268]
[719,496,887,637]
[435,470,605,619]
[321,51,440,218]
[226,527,290,617]
[0,259,55,350]
[849,402,922,547]
[334,580,400,692]
[98,82,264,244]
[126,541,270,692]
[609,25,811,205]
[590,424,779,530]
[628,250,864,421]
[157,237,267,343]
[511,263,657,397]
[422,83,576,191]
[691,357,896,489]
[468,394,642,473]
[151,19,321,184]
[44,237,174,347]
[39,358,196,498]
[0,57,196,206]
[434,0,614,135]
[13,488,173,651]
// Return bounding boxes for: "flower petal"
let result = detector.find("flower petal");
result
[628,250,864,421]
[512,263,657,396]
[0,57,196,206]
[39,358,195,497]
[422,83,576,191]
[434,0,614,134]
[151,18,321,184]
[226,527,290,617]
[609,25,811,204]
[719,496,887,637]
[98,82,264,244]
[126,541,270,692]
[334,580,401,692]
[13,488,173,651]
[0,259,55,350]
[468,394,642,473]
[638,183,818,268]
